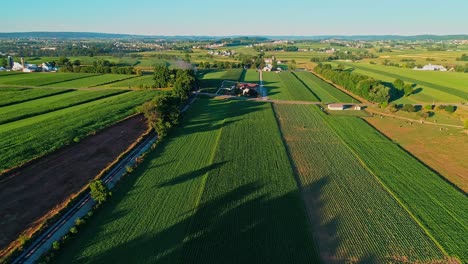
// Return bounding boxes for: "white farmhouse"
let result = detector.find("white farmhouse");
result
[415,64,447,71]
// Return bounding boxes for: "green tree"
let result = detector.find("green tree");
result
[393,79,405,90]
[0,57,7,67]
[404,84,413,97]
[89,180,111,204]
[58,57,69,66]
[402,104,416,112]
[153,65,171,88]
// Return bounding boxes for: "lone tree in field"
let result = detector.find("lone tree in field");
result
[89,180,111,204]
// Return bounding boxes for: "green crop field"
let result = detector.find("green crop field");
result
[198,69,244,93]
[0,88,72,107]
[54,98,319,264]
[262,71,318,101]
[325,116,468,261]
[0,89,126,125]
[341,62,468,103]
[0,90,159,172]
[46,74,136,88]
[292,72,356,103]
[0,73,98,86]
[104,75,155,88]
[273,104,444,262]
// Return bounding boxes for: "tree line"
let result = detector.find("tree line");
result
[58,58,136,75]
[314,64,393,103]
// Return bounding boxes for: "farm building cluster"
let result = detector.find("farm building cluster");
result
[0,56,58,72]
[217,81,259,97]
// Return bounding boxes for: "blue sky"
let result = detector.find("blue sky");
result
[2,0,467,35]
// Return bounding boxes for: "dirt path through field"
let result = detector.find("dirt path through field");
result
[0,115,148,253]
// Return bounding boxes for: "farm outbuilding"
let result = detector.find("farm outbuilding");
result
[327,104,345,110]
[327,104,362,111]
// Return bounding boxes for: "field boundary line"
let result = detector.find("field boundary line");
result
[365,108,464,128]
[361,118,467,196]
[181,100,227,244]
[290,72,322,102]
[309,70,364,104]
[270,103,321,260]
[318,110,449,257]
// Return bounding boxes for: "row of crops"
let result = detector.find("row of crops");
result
[325,116,468,261]
[0,72,139,88]
[0,90,160,171]
[54,98,319,263]
[262,71,319,101]
[0,89,127,125]
[0,87,72,107]
[273,104,444,262]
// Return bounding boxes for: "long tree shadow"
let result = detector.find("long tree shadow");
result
[60,181,321,264]
[156,161,229,188]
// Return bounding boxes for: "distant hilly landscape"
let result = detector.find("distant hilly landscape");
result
[0,32,467,40]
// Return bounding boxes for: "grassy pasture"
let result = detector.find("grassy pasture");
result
[364,115,468,192]
[104,75,155,88]
[292,71,356,103]
[0,90,159,172]
[0,88,72,107]
[273,104,443,262]
[341,62,468,103]
[240,69,260,83]
[262,71,318,101]
[54,98,319,263]
[197,69,244,93]
[326,116,468,261]
[0,89,126,125]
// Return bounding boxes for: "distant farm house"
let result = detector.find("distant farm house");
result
[414,64,447,71]
[327,104,361,111]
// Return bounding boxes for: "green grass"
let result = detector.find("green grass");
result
[262,71,318,101]
[0,73,98,86]
[240,69,259,83]
[325,116,468,261]
[341,62,468,103]
[273,104,444,262]
[0,90,160,172]
[104,75,155,88]
[0,89,126,125]
[46,74,136,88]
[293,72,356,103]
[54,98,319,264]
[198,69,244,93]
[0,88,72,107]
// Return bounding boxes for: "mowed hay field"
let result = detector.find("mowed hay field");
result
[326,116,468,261]
[197,69,244,93]
[262,71,318,101]
[292,72,356,103]
[341,62,468,104]
[273,104,444,262]
[54,98,319,264]
[0,90,160,172]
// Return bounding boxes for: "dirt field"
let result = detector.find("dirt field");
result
[0,115,149,253]
[364,116,468,192]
